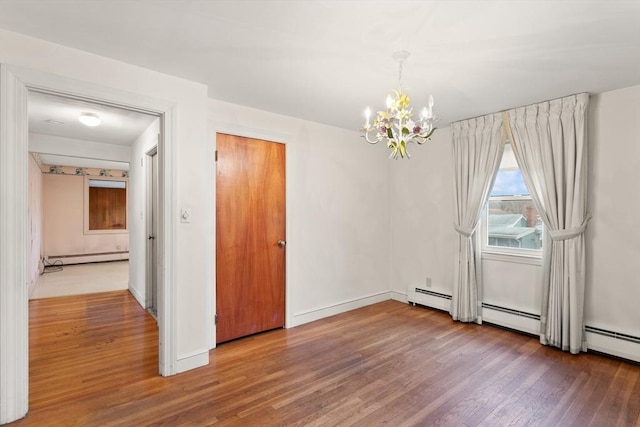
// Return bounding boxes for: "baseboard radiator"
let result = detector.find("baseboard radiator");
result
[46,251,129,265]
[406,287,451,312]
[407,285,640,363]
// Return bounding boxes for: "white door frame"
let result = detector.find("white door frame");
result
[0,64,29,425]
[146,145,159,313]
[0,64,178,424]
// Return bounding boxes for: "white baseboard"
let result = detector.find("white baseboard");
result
[128,285,145,309]
[47,252,129,265]
[390,290,408,303]
[586,331,640,363]
[289,291,391,328]
[176,349,209,373]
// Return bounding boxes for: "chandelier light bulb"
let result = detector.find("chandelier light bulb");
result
[79,112,101,127]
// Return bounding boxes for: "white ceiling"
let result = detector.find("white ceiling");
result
[2,1,639,131]
[28,91,157,146]
[26,89,155,169]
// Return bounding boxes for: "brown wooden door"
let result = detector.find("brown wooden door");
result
[216,133,286,343]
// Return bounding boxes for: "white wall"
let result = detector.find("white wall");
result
[208,100,392,329]
[1,29,210,369]
[482,257,542,313]
[27,154,43,294]
[42,174,128,257]
[128,118,160,306]
[586,85,640,337]
[29,132,131,163]
[390,128,456,299]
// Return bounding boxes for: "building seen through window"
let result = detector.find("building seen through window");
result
[486,143,543,251]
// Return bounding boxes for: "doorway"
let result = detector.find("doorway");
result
[215,133,286,343]
[26,90,155,302]
[23,89,162,389]
[0,64,178,423]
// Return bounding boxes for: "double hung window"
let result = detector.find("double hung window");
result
[483,143,542,256]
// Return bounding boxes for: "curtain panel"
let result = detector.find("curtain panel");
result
[450,113,504,322]
[504,93,590,353]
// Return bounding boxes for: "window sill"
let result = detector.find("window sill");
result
[481,250,543,266]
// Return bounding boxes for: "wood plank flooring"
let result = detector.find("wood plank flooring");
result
[13,291,640,426]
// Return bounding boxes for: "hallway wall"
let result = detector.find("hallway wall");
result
[42,174,129,260]
[28,154,44,294]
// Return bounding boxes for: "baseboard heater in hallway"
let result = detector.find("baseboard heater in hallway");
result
[47,251,129,265]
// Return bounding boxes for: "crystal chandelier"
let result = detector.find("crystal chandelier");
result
[360,51,437,159]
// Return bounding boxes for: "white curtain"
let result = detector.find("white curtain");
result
[504,93,589,353]
[450,113,504,322]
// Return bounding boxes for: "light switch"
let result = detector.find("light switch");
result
[180,208,191,223]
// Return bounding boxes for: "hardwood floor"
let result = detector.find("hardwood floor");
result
[14,291,639,426]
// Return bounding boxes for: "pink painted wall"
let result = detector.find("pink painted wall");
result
[28,155,43,292]
[43,174,128,259]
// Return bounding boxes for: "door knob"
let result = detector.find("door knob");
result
[277,240,286,248]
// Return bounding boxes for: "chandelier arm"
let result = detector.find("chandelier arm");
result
[362,130,382,144]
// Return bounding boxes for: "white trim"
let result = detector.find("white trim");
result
[207,129,216,349]
[176,349,210,373]
[481,251,543,266]
[83,175,129,235]
[290,291,391,327]
[212,123,291,146]
[145,145,158,311]
[158,110,178,376]
[47,253,129,265]
[390,290,408,303]
[586,331,640,363]
[208,123,292,349]
[0,64,29,424]
[128,284,146,309]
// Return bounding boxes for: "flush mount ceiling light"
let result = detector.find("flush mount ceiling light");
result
[78,112,101,127]
[360,51,437,159]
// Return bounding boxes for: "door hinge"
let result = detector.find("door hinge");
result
[215,150,218,162]
[215,313,218,325]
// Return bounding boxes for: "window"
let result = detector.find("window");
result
[483,143,542,256]
[84,177,128,234]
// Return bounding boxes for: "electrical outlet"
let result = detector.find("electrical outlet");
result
[426,277,432,288]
